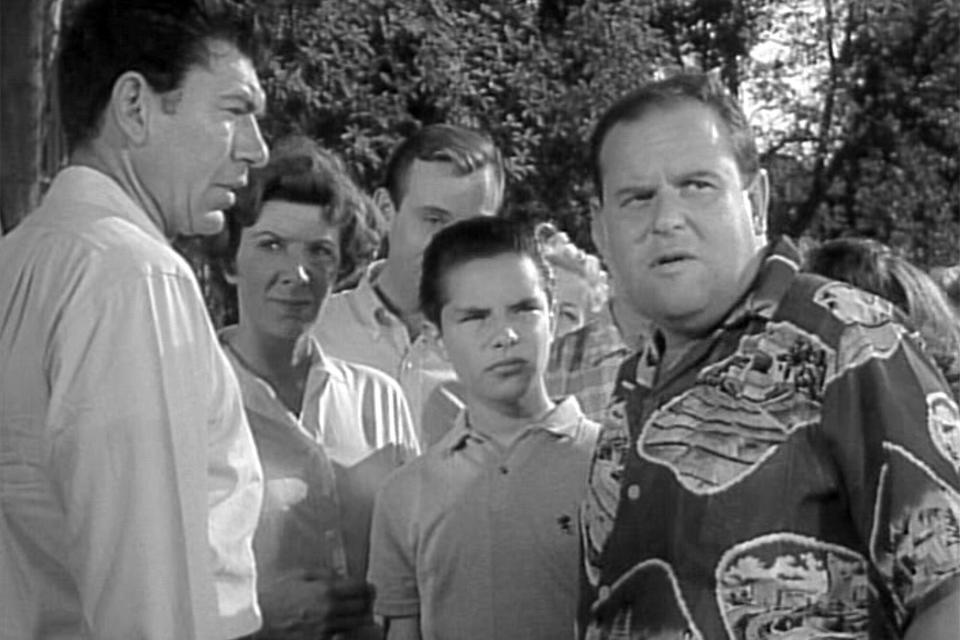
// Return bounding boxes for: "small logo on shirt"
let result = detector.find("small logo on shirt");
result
[557,514,574,535]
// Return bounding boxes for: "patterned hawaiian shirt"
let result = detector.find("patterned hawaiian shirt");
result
[579,237,960,639]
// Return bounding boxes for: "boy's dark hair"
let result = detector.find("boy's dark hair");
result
[589,71,759,200]
[58,0,259,152]
[420,217,554,329]
[208,135,378,284]
[383,124,505,211]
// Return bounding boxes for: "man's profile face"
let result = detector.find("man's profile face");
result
[592,101,767,342]
[136,39,269,237]
[437,252,553,414]
[386,160,501,281]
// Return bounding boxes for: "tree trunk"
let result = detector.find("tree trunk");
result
[1,0,63,234]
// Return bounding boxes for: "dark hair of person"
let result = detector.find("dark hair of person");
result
[420,217,554,329]
[382,124,505,211]
[805,237,960,388]
[208,135,379,284]
[57,0,259,153]
[589,71,760,201]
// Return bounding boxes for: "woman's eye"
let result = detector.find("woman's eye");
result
[258,239,283,251]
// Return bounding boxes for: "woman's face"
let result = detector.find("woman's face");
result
[232,199,341,341]
[554,266,592,337]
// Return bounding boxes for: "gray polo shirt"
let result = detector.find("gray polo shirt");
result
[368,396,599,639]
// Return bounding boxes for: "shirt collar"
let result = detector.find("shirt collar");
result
[219,325,346,387]
[636,236,803,379]
[44,166,168,244]
[354,260,398,328]
[441,396,587,454]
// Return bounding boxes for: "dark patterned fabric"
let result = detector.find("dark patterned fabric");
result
[579,237,960,640]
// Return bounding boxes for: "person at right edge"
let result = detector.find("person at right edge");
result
[579,72,960,639]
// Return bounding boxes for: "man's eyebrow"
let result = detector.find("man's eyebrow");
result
[451,304,489,315]
[612,184,655,200]
[220,88,266,116]
[677,168,722,181]
[418,206,452,218]
[509,296,544,311]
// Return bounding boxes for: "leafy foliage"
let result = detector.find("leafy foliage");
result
[249,0,957,269]
[255,0,667,249]
[153,0,955,324]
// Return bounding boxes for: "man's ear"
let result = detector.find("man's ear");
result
[423,320,446,356]
[109,71,153,146]
[373,188,397,223]
[746,169,770,241]
[589,196,609,263]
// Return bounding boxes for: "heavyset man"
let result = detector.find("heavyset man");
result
[0,1,269,637]
[313,124,505,447]
[579,72,960,639]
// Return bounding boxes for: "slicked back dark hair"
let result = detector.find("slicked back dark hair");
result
[383,124,505,211]
[589,72,760,201]
[208,135,378,284]
[57,0,259,152]
[420,217,554,330]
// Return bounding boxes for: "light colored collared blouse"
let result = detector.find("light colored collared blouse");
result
[222,328,419,582]
[0,166,263,640]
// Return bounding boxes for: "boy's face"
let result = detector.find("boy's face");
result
[437,252,553,414]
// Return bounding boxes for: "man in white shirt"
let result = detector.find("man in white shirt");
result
[0,1,269,638]
[313,124,505,446]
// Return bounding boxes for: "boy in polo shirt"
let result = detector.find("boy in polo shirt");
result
[368,217,599,640]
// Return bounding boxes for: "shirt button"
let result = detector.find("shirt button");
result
[499,465,508,475]
[627,484,641,500]
[598,586,610,600]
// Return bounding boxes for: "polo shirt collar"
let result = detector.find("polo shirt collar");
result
[442,396,586,454]
[638,235,803,372]
[354,260,399,329]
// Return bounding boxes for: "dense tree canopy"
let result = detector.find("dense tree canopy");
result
[249,0,958,268]
[3,0,957,269]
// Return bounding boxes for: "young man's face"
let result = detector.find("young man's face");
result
[384,160,501,283]
[437,252,553,415]
[136,39,269,237]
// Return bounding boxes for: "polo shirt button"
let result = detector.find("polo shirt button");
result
[627,484,641,500]
[598,586,611,600]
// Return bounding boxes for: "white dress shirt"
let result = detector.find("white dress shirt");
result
[313,261,465,446]
[0,167,263,640]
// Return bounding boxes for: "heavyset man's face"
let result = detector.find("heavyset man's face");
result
[592,102,767,342]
